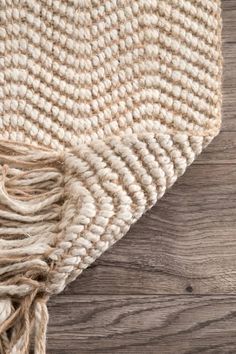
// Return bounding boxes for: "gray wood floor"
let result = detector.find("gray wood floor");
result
[47,1,236,353]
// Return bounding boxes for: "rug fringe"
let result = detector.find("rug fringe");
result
[0,142,63,353]
[0,295,48,354]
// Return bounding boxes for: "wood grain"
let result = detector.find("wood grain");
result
[47,2,236,353]
[47,295,236,354]
[222,1,236,131]
[195,132,236,164]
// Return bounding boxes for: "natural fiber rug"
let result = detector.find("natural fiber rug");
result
[0,0,222,353]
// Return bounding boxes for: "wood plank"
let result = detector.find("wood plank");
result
[63,162,236,296]
[222,0,236,131]
[47,295,236,354]
[196,132,236,164]
[222,2,236,40]
[222,41,236,131]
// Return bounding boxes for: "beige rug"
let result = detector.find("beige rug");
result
[0,0,222,353]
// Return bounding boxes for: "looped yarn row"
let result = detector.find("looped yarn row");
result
[0,0,222,352]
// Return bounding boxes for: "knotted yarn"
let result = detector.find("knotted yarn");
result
[0,0,222,353]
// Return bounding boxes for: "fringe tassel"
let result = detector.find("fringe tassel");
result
[0,295,49,354]
[0,141,63,353]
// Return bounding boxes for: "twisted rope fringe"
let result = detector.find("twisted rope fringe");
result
[0,132,215,352]
[0,141,62,353]
[0,295,48,354]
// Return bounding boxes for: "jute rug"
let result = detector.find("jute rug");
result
[0,0,222,353]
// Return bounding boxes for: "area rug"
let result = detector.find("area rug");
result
[0,0,222,353]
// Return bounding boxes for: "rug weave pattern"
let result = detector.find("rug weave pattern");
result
[0,0,222,148]
[0,1,222,353]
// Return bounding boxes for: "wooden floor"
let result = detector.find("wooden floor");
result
[47,2,236,353]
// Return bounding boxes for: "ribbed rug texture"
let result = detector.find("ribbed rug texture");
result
[0,0,222,353]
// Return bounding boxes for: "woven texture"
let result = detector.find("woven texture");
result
[0,0,222,353]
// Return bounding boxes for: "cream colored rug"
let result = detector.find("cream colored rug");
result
[0,0,222,353]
